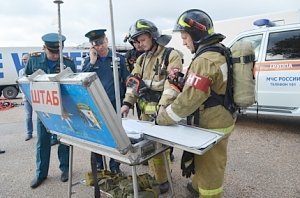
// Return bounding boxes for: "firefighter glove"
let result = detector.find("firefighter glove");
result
[126,74,146,96]
[167,70,185,92]
[181,151,195,178]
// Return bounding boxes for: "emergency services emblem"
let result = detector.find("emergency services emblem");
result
[77,103,101,129]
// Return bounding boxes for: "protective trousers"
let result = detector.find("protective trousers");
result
[192,135,229,198]
[35,118,69,179]
[141,114,171,184]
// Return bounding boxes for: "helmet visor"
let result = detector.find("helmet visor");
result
[173,23,186,32]
[173,15,191,32]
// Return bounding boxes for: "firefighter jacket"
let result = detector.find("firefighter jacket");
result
[123,45,183,114]
[156,43,235,131]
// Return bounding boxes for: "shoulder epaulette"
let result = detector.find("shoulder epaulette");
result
[30,52,42,57]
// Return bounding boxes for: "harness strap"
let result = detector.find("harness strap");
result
[186,109,200,127]
[194,44,236,114]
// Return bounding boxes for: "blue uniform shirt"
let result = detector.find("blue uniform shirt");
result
[82,49,130,109]
[25,52,76,75]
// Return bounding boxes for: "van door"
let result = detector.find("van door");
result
[256,29,300,108]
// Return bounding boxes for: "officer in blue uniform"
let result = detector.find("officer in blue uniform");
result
[82,29,130,173]
[25,33,76,188]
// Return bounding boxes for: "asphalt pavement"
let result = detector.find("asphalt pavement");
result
[0,97,300,198]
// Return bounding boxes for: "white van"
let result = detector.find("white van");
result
[227,19,300,117]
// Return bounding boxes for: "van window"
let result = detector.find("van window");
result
[266,29,300,60]
[235,34,263,61]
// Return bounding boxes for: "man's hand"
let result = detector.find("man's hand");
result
[155,110,176,126]
[155,106,166,125]
[180,151,195,178]
[89,47,97,65]
[158,105,166,115]
[121,105,130,117]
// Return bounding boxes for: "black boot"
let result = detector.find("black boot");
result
[159,181,170,194]
[60,171,69,182]
[30,177,47,188]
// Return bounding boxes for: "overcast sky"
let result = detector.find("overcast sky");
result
[0,0,299,47]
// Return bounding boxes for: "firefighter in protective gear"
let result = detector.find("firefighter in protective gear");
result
[124,25,145,119]
[156,9,236,198]
[121,19,183,194]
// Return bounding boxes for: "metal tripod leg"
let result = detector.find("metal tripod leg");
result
[102,156,107,170]
[131,165,139,198]
[163,151,174,196]
[68,145,73,198]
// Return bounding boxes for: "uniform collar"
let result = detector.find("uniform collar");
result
[97,48,112,59]
[41,52,62,64]
[147,44,164,57]
[40,52,47,64]
[153,44,165,56]
[107,48,113,58]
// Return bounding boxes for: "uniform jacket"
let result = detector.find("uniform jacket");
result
[123,45,183,107]
[157,43,235,130]
[81,49,130,108]
[25,52,76,75]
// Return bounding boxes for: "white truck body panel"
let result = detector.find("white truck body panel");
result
[0,44,131,99]
[0,46,88,98]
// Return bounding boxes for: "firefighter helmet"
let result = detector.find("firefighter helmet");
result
[130,19,161,40]
[130,19,171,46]
[124,24,136,46]
[173,9,215,44]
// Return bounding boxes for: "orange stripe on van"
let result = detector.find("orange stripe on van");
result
[254,60,300,72]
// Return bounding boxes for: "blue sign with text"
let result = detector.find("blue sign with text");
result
[19,82,117,148]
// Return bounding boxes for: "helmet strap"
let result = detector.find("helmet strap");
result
[148,39,158,53]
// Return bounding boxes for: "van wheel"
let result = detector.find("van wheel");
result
[3,86,18,99]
